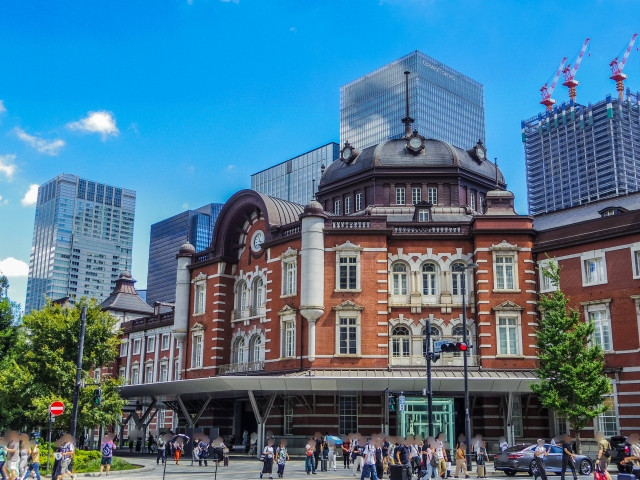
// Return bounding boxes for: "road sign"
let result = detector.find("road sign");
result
[49,401,65,417]
[398,395,406,411]
[433,340,447,353]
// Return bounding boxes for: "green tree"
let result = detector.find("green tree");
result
[531,260,611,453]
[0,298,125,431]
[0,275,20,358]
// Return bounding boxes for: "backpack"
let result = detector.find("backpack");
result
[602,441,611,458]
[102,443,112,457]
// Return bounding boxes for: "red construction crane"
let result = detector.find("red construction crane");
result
[540,57,567,111]
[562,38,590,102]
[610,33,638,100]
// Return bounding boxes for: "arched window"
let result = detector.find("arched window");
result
[422,326,441,357]
[392,326,411,358]
[249,335,263,363]
[253,277,264,308]
[451,262,467,296]
[392,263,408,296]
[422,263,438,296]
[232,337,245,364]
[238,281,248,311]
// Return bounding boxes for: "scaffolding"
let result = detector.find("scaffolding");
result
[522,91,640,215]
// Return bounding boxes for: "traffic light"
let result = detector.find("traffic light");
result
[430,352,441,363]
[388,396,396,412]
[439,342,468,353]
[93,387,102,406]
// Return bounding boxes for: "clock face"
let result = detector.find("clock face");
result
[477,148,485,159]
[251,230,265,253]
[342,148,352,160]
[409,137,422,149]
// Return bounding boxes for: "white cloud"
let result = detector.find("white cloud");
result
[290,27,296,33]
[0,257,29,277]
[21,184,39,207]
[0,155,17,180]
[15,128,65,156]
[182,203,189,210]
[67,111,119,139]
[0,100,6,113]
[227,164,235,171]
[220,0,239,3]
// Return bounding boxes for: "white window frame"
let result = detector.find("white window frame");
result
[391,262,408,296]
[282,319,296,358]
[345,196,351,214]
[334,302,363,357]
[94,368,101,382]
[412,187,421,205]
[253,277,265,308]
[161,334,170,351]
[418,210,429,222]
[495,254,516,290]
[131,365,140,385]
[538,259,558,293]
[470,191,476,211]
[631,243,640,279]
[232,337,245,364]
[582,301,613,352]
[396,187,405,205]
[120,340,128,357]
[144,363,153,383]
[160,362,168,382]
[335,242,363,292]
[496,313,522,356]
[428,187,438,205]
[239,281,248,311]
[282,258,297,297]
[194,281,206,315]
[118,366,126,380]
[391,325,411,358]
[146,336,155,353]
[596,387,619,437]
[355,193,362,211]
[334,200,341,215]
[421,262,439,300]
[580,251,607,286]
[191,333,204,368]
[249,334,264,363]
[491,244,520,293]
[133,338,141,355]
[451,262,470,299]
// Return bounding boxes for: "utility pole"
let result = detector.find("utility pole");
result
[70,305,87,438]
[426,319,433,437]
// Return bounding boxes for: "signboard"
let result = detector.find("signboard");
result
[49,401,65,417]
[398,395,406,412]
[433,340,448,353]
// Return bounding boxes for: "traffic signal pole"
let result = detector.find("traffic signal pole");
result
[461,275,471,463]
[426,319,433,437]
[70,305,87,439]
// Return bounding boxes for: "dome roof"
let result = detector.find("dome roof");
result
[303,199,325,216]
[319,138,505,186]
[178,242,196,256]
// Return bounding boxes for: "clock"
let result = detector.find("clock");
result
[409,137,422,149]
[406,130,425,154]
[473,140,487,162]
[342,147,352,160]
[340,141,359,163]
[251,230,265,253]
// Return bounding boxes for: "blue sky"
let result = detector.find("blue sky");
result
[1,0,639,308]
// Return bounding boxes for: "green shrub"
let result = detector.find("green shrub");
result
[39,449,137,473]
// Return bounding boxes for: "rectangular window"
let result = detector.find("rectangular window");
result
[160,363,168,382]
[470,192,476,211]
[512,396,524,437]
[452,271,465,296]
[147,336,155,353]
[194,283,205,314]
[132,366,139,385]
[120,341,128,357]
[418,210,429,222]
[589,309,612,351]
[355,193,362,211]
[339,256,357,290]
[339,318,357,355]
[597,394,618,436]
[192,334,203,368]
[498,316,520,355]
[345,197,351,214]
[283,260,297,295]
[94,368,101,382]
[396,188,405,205]
[133,338,141,355]
[634,250,640,277]
[118,367,126,379]
[412,188,421,205]
[283,320,296,358]
[334,200,341,215]
[284,397,294,435]
[428,187,438,205]
[161,334,170,351]
[339,395,358,435]
[584,257,606,284]
[145,365,153,383]
[495,255,515,290]
[554,413,568,436]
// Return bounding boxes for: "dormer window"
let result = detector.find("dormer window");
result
[412,201,432,222]
[598,206,627,217]
[418,210,429,222]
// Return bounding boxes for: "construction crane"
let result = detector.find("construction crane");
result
[540,57,567,111]
[562,38,590,102]
[610,33,638,100]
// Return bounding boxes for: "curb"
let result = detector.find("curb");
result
[42,465,155,478]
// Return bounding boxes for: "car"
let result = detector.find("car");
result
[494,444,593,477]
[609,435,632,473]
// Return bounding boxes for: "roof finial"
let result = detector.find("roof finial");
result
[312,179,316,200]
[401,71,414,138]
[494,158,499,189]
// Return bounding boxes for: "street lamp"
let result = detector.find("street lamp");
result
[452,260,478,459]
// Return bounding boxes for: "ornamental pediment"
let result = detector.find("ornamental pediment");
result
[278,305,297,316]
[490,240,519,251]
[194,272,207,282]
[333,300,364,311]
[279,247,298,260]
[334,240,364,251]
[492,300,524,311]
[190,322,206,331]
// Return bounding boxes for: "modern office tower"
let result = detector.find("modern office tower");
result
[522,93,640,215]
[25,174,136,313]
[146,203,223,305]
[340,51,485,151]
[251,143,340,205]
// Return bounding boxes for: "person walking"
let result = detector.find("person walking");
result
[6,439,20,480]
[314,437,322,474]
[352,441,364,476]
[375,442,384,479]
[135,438,142,454]
[410,441,420,476]
[343,439,352,469]
[0,441,7,480]
[260,442,274,480]
[595,433,612,480]
[275,441,289,478]
[454,443,468,479]
[532,439,547,480]
[17,441,28,480]
[190,441,200,466]
[173,440,183,465]
[156,434,166,465]
[305,442,315,475]
[98,435,116,477]
[198,438,211,467]
[559,435,577,480]
[434,434,447,480]
[475,441,488,479]
[361,440,379,480]
[328,443,337,472]
[422,440,434,480]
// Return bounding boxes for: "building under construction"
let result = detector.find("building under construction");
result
[522,92,640,215]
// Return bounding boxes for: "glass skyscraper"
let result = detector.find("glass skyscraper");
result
[341,51,485,151]
[251,143,340,205]
[25,174,136,313]
[146,203,223,305]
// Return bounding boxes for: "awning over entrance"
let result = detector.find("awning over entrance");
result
[120,369,538,404]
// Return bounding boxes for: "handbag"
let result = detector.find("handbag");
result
[430,456,439,468]
[260,454,266,462]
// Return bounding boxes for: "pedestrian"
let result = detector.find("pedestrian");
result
[198,438,210,467]
[352,441,364,476]
[276,441,289,478]
[343,439,352,469]
[328,442,337,472]
[454,443,468,479]
[191,441,200,466]
[531,439,547,480]
[305,441,315,475]
[148,434,155,454]
[559,434,577,480]
[243,431,249,447]
[361,440,379,480]
[422,439,434,480]
[51,446,63,480]
[58,436,75,480]
[128,438,133,453]
[156,434,166,465]
[411,441,420,476]
[135,438,141,454]
[17,439,28,480]
[21,440,41,480]
[260,441,274,480]
[620,434,640,479]
[444,442,452,479]
[475,441,488,479]
[375,441,384,479]
[173,439,183,465]
[594,433,612,480]
[6,439,20,480]
[395,439,411,480]
[98,434,116,477]
[213,439,226,467]
[0,440,7,480]
[322,438,329,472]
[434,433,447,480]
[499,437,508,452]
[314,436,322,473]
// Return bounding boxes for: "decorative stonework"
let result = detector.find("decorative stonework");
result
[492,300,524,311]
[333,300,364,311]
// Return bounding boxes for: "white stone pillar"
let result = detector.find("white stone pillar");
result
[125,339,132,384]
[174,243,194,378]
[299,200,327,363]
[139,336,146,384]
[168,333,175,381]
[153,334,160,382]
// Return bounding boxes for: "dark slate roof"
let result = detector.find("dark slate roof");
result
[320,138,505,186]
[533,191,640,231]
[101,272,154,315]
[255,192,304,227]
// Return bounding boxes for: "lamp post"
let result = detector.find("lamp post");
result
[453,261,478,460]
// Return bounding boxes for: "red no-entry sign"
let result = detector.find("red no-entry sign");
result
[49,401,65,416]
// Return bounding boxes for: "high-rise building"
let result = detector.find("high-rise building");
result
[340,51,485,151]
[251,143,340,205]
[146,203,223,305]
[25,174,136,313]
[522,93,640,215]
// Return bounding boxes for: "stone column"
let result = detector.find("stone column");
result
[139,336,146,384]
[174,243,195,378]
[168,333,175,381]
[153,334,160,382]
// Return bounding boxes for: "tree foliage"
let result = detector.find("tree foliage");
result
[531,260,611,450]
[0,298,125,431]
[0,275,21,358]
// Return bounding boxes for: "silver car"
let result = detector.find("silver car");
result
[494,444,593,476]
